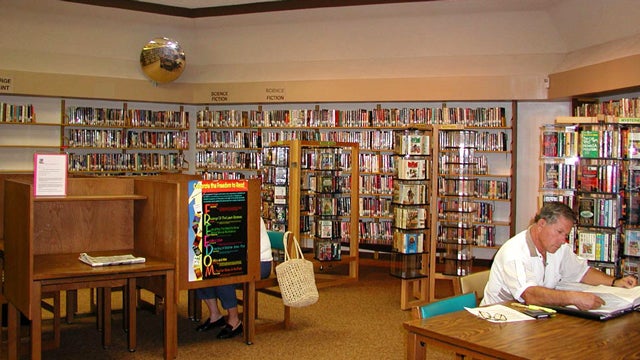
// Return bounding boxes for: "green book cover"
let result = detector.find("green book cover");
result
[580,130,600,158]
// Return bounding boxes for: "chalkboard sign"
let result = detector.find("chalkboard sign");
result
[187,180,249,281]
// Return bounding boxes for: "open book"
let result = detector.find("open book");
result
[552,282,640,320]
[79,252,146,267]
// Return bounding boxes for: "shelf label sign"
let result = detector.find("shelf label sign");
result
[210,90,229,102]
[0,75,13,93]
[187,180,249,281]
[265,87,285,101]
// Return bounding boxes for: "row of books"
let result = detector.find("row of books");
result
[541,161,577,190]
[66,107,188,128]
[195,129,261,149]
[195,150,260,170]
[201,171,255,180]
[438,130,478,150]
[67,129,189,149]
[543,122,640,160]
[476,180,509,200]
[318,130,395,151]
[574,97,640,118]
[1,103,35,123]
[359,153,394,173]
[300,173,352,193]
[67,152,185,172]
[439,154,488,175]
[438,199,494,223]
[300,149,351,171]
[302,195,351,217]
[315,241,342,261]
[541,125,579,157]
[438,178,477,197]
[359,174,394,195]
[579,163,621,193]
[437,223,474,245]
[577,197,620,228]
[197,106,507,128]
[577,231,618,262]
[358,220,393,245]
[358,196,392,217]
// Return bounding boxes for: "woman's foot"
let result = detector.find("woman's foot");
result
[195,316,226,332]
[216,321,243,339]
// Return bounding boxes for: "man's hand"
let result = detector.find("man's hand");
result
[613,275,638,288]
[572,292,605,311]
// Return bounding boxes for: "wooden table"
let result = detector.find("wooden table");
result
[6,253,176,360]
[404,306,640,359]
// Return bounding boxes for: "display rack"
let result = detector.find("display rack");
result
[390,126,432,309]
[261,139,360,287]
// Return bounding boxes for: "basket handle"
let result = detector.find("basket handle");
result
[282,231,304,261]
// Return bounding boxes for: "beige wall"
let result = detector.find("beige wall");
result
[2,0,640,101]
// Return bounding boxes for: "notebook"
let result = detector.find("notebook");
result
[549,282,640,321]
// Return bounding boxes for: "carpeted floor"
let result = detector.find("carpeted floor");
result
[18,263,453,360]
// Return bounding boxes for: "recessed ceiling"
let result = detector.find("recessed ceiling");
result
[61,0,443,18]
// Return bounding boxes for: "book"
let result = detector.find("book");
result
[579,165,599,192]
[541,131,558,157]
[542,163,559,189]
[580,130,600,158]
[577,233,596,260]
[273,185,287,204]
[78,252,146,267]
[578,198,595,226]
[628,132,640,159]
[625,229,640,256]
[397,158,427,180]
[393,232,424,254]
[554,282,640,316]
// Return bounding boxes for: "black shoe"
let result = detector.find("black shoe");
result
[216,322,243,339]
[195,317,226,332]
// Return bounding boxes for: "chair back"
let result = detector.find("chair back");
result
[414,292,477,319]
[267,230,286,251]
[459,270,490,303]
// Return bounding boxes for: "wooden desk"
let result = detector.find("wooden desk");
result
[404,307,640,359]
[7,253,175,359]
[3,178,180,360]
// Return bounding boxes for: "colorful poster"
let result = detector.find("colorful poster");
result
[187,180,249,282]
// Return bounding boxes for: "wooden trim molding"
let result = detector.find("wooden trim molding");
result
[548,54,640,100]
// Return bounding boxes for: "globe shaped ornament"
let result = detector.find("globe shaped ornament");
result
[140,37,186,83]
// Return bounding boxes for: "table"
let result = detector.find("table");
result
[6,253,176,360]
[404,306,640,359]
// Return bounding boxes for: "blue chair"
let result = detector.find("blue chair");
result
[413,292,477,319]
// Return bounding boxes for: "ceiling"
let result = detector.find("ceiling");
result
[62,0,442,17]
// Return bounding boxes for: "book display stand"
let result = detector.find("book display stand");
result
[391,126,433,310]
[261,139,360,287]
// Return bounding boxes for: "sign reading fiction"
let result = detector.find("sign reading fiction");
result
[187,180,249,281]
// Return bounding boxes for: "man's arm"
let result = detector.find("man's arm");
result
[580,267,637,288]
[521,285,605,310]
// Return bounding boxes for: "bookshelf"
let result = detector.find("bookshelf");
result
[0,96,61,173]
[539,95,640,279]
[390,126,432,309]
[61,100,189,175]
[261,139,360,287]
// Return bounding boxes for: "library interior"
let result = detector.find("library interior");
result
[2,0,640,359]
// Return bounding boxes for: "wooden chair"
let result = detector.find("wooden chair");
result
[459,270,490,304]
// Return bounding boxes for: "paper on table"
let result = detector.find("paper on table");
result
[465,304,537,323]
[79,252,146,267]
